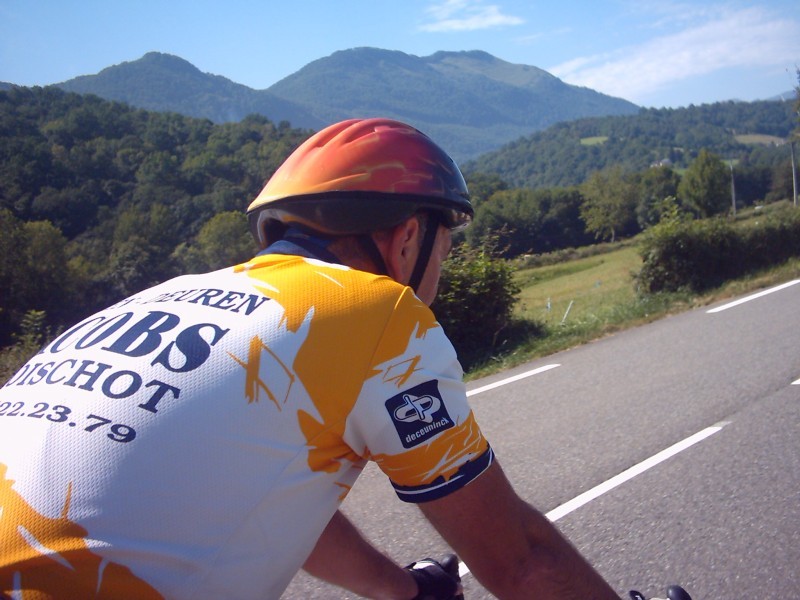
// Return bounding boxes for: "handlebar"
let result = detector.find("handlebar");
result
[630,585,693,600]
[452,553,693,600]
[440,554,464,600]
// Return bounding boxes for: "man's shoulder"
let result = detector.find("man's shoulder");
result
[240,254,418,307]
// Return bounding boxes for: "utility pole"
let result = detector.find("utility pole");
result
[729,160,736,217]
[791,140,798,208]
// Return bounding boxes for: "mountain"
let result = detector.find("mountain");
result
[266,48,639,159]
[769,90,797,102]
[54,49,639,160]
[57,52,326,130]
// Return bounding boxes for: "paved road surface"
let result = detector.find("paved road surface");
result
[284,280,800,598]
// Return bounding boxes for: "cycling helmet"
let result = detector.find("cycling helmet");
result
[247,118,473,248]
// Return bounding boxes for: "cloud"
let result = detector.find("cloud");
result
[549,6,800,102]
[515,27,572,46]
[420,0,524,32]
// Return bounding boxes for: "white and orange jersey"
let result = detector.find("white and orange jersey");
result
[0,253,492,599]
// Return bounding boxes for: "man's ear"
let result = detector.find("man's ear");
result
[381,216,421,284]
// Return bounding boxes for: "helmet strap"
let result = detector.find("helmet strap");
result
[357,235,389,276]
[408,212,441,294]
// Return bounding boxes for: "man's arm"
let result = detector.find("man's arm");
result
[419,459,620,599]
[302,510,418,600]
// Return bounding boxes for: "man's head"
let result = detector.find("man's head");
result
[364,210,453,306]
[246,118,472,304]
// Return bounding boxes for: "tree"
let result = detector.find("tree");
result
[106,204,180,296]
[0,211,85,345]
[580,165,638,242]
[678,149,730,218]
[794,68,800,134]
[536,187,593,251]
[467,188,544,257]
[0,209,25,344]
[732,163,772,206]
[464,172,508,208]
[465,186,593,257]
[0,310,48,384]
[20,220,78,322]
[635,165,682,228]
[791,68,800,206]
[174,211,256,272]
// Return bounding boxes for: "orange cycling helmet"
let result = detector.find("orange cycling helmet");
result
[247,118,473,248]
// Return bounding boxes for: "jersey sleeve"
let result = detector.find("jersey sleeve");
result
[344,287,493,503]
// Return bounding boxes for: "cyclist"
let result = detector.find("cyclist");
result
[0,118,617,598]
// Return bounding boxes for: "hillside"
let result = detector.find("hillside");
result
[465,99,798,189]
[53,49,638,160]
[0,86,310,349]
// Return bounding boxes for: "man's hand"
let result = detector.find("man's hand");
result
[406,554,462,600]
[630,586,693,600]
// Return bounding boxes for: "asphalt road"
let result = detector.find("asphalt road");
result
[284,279,800,599]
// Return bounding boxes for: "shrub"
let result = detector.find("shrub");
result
[432,242,521,370]
[637,207,800,293]
[0,310,47,384]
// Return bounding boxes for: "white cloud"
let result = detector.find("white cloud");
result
[420,0,524,33]
[515,27,572,46]
[549,6,800,102]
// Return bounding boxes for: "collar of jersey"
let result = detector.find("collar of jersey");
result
[259,228,342,265]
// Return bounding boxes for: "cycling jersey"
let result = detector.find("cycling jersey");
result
[0,253,493,599]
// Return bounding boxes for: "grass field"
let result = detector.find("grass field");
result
[734,133,786,146]
[465,236,800,379]
[514,245,643,327]
[580,136,609,146]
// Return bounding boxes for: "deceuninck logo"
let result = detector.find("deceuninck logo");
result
[385,380,454,448]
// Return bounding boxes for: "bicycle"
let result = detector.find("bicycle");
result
[630,587,693,600]
[411,553,693,599]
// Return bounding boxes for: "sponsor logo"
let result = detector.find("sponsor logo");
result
[385,380,454,448]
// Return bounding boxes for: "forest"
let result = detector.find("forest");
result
[465,99,797,189]
[1,85,798,364]
[0,86,310,349]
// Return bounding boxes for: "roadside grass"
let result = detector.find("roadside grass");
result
[464,241,800,380]
[514,246,643,327]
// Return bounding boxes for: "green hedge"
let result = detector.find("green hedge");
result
[432,244,521,371]
[637,207,800,293]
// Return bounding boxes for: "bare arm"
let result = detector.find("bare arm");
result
[420,460,619,599]
[302,510,418,600]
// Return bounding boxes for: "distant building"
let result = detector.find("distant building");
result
[650,158,673,168]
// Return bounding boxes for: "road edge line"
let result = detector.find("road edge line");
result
[466,364,561,397]
[458,421,730,579]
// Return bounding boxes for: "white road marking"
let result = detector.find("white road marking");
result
[466,364,561,397]
[458,422,730,579]
[706,279,800,313]
[544,422,729,522]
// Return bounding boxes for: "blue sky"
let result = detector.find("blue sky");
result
[1,0,798,108]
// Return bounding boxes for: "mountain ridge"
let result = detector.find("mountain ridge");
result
[51,49,639,160]
[58,52,325,130]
